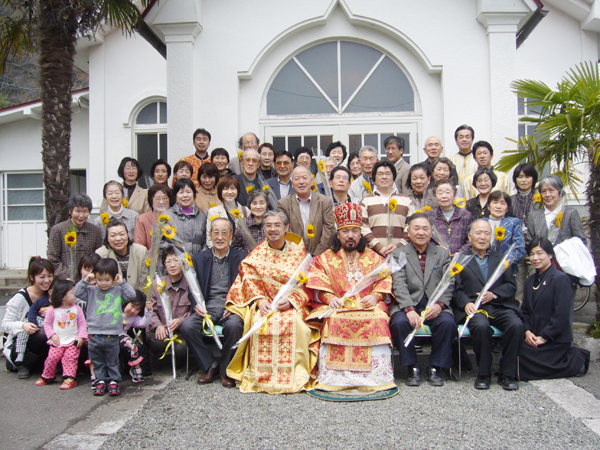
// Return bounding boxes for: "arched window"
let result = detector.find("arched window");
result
[132,100,167,188]
[267,41,415,116]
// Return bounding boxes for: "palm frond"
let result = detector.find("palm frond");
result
[0,15,35,75]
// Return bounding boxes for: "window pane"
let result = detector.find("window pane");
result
[267,60,336,115]
[137,134,159,182]
[349,135,362,154]
[7,173,42,189]
[295,41,338,107]
[7,189,44,205]
[518,97,525,116]
[273,137,286,153]
[398,133,410,156]
[288,136,301,153]
[70,170,87,196]
[340,42,383,106]
[136,103,158,125]
[159,133,168,161]
[7,206,44,221]
[159,102,167,124]
[345,56,414,113]
[364,134,378,150]
[320,136,333,154]
[304,136,318,154]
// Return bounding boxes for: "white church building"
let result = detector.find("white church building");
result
[0,0,597,268]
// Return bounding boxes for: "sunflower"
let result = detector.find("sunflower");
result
[158,214,170,223]
[495,226,506,241]
[122,199,128,208]
[555,211,563,228]
[389,199,397,212]
[450,263,464,276]
[363,180,372,194]
[185,252,193,267]
[209,202,216,208]
[296,272,309,284]
[238,151,243,161]
[454,198,466,208]
[246,185,254,194]
[317,160,326,173]
[231,209,242,219]
[311,180,317,192]
[306,224,315,238]
[262,185,272,193]
[157,280,166,294]
[379,268,390,279]
[423,205,432,212]
[145,258,151,267]
[415,209,423,214]
[64,231,77,247]
[100,212,109,226]
[162,225,177,240]
[209,214,219,222]
[534,192,542,203]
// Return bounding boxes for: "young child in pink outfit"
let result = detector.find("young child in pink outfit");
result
[36,280,87,390]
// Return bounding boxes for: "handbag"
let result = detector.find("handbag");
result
[554,237,596,286]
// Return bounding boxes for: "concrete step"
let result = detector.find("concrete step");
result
[0,269,28,288]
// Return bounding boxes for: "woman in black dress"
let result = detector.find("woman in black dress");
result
[519,237,590,381]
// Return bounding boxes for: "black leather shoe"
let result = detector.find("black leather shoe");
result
[498,374,519,391]
[17,366,31,379]
[474,375,491,390]
[406,366,422,386]
[197,365,220,384]
[427,366,444,386]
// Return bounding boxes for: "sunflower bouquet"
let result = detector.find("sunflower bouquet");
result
[387,198,397,246]
[233,254,314,349]
[460,243,519,337]
[173,247,222,349]
[318,253,408,320]
[64,225,77,280]
[224,200,257,250]
[317,160,334,202]
[144,213,172,304]
[548,206,564,245]
[404,251,474,346]
[154,274,179,379]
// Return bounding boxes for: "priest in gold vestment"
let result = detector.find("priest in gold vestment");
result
[305,203,396,392]
[226,210,320,393]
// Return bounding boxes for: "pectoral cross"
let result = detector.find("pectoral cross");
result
[346,270,363,282]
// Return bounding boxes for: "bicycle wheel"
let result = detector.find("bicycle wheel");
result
[573,284,591,312]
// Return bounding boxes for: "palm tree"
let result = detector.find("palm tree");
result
[496,61,600,322]
[0,0,149,229]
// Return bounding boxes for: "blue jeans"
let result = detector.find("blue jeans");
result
[88,335,121,383]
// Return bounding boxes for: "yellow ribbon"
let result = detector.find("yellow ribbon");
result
[419,309,430,331]
[342,296,355,309]
[259,310,275,334]
[474,309,496,320]
[159,334,183,360]
[202,314,216,337]
[143,276,153,295]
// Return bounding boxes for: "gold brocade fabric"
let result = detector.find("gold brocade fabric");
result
[226,239,320,393]
[305,248,393,373]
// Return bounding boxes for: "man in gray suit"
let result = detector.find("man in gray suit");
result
[389,212,457,387]
[277,166,336,256]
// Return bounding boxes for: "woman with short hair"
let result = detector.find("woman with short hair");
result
[95,180,138,241]
[465,168,497,219]
[206,175,250,248]
[406,163,437,211]
[165,178,207,255]
[134,184,174,251]
[195,162,221,213]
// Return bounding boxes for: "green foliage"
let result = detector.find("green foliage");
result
[499,61,600,196]
[588,321,600,340]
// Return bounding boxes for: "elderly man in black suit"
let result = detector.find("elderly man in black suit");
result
[390,213,457,387]
[179,217,247,387]
[452,219,524,391]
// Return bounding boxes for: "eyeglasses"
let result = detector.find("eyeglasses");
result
[276,161,292,167]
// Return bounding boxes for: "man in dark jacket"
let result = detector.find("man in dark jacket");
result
[179,218,247,387]
[452,219,524,391]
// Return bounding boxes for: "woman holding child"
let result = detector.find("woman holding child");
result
[2,257,54,379]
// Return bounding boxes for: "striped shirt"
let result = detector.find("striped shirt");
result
[359,192,412,253]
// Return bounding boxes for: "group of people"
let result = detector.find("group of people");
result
[1,125,591,396]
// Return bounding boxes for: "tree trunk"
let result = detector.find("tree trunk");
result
[588,156,600,323]
[39,1,78,232]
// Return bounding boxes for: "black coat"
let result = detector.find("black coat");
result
[452,248,518,323]
[189,248,248,307]
[518,264,589,381]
